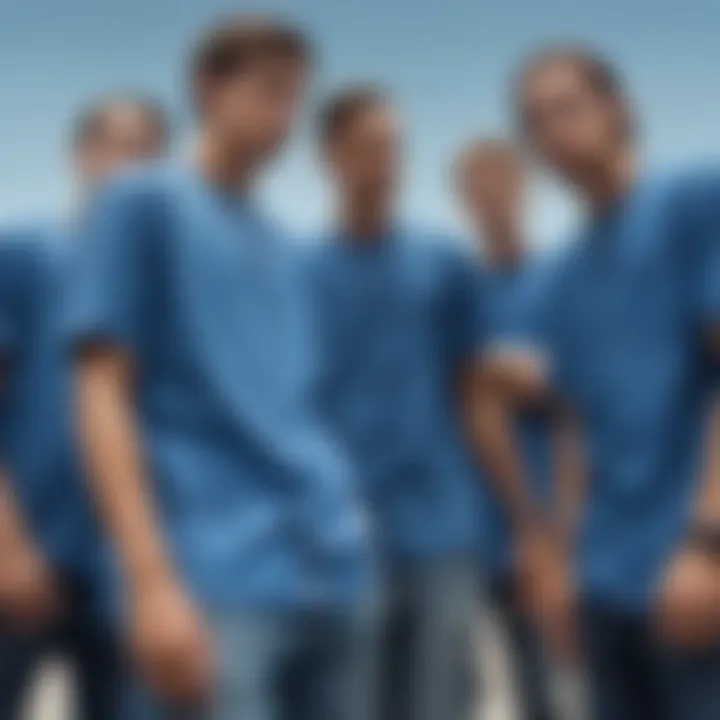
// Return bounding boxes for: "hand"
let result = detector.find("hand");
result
[657,547,720,648]
[0,544,62,630]
[517,529,579,665]
[129,575,214,703]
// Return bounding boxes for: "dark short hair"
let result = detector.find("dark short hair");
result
[73,95,169,150]
[517,45,625,101]
[318,85,388,144]
[192,16,312,89]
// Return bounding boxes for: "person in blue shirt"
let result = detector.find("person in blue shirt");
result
[65,18,372,720]
[485,47,720,720]
[304,86,479,720]
[0,95,168,719]
[455,138,563,720]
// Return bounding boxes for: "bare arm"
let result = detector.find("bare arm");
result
[552,407,586,544]
[78,345,212,701]
[463,361,540,533]
[0,473,32,562]
[77,346,172,590]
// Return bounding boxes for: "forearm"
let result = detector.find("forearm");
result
[0,473,36,562]
[78,357,173,592]
[552,410,586,544]
[467,386,540,532]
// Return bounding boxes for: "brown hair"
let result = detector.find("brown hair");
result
[516,46,634,137]
[318,85,388,144]
[73,95,169,150]
[518,45,625,101]
[192,17,312,88]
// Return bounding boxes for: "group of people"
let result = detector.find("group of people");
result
[0,12,719,720]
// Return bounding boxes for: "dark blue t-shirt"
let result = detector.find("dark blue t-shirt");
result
[0,228,100,578]
[304,230,479,557]
[474,257,554,579]
[540,168,720,609]
[65,166,370,609]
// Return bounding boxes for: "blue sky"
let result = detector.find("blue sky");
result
[1,0,719,245]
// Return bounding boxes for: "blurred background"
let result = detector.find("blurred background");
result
[0,0,718,717]
[1,0,719,243]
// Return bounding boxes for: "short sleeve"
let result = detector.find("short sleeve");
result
[443,247,478,365]
[684,169,720,329]
[0,235,40,366]
[64,177,160,357]
[475,258,566,395]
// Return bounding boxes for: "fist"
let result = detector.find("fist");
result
[0,546,62,630]
[657,548,720,648]
[129,577,214,703]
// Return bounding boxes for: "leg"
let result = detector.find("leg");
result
[661,645,720,720]
[489,577,556,720]
[61,577,125,720]
[210,610,292,720]
[581,603,668,720]
[0,626,46,719]
[286,603,381,720]
[403,556,478,720]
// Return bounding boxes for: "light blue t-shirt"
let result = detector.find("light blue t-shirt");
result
[540,168,720,609]
[474,257,554,579]
[304,230,479,557]
[65,165,369,609]
[0,229,101,579]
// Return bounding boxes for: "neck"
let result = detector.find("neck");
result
[477,220,524,268]
[579,145,637,211]
[196,130,256,195]
[340,196,393,241]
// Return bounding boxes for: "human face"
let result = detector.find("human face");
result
[327,103,400,208]
[204,56,307,163]
[520,59,625,183]
[460,149,524,245]
[77,102,165,188]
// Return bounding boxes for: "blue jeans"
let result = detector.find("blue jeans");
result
[0,572,122,720]
[376,554,478,720]
[583,602,720,720]
[488,576,557,720]
[123,604,376,720]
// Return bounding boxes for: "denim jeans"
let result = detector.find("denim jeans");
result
[583,602,720,720]
[123,603,376,720]
[0,572,122,720]
[488,576,557,720]
[375,554,478,720]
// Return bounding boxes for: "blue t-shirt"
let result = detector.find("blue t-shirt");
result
[0,228,100,579]
[540,168,720,609]
[474,257,554,579]
[304,230,479,557]
[65,165,369,609]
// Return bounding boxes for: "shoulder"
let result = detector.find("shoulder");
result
[641,164,720,219]
[0,225,58,288]
[90,163,185,221]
